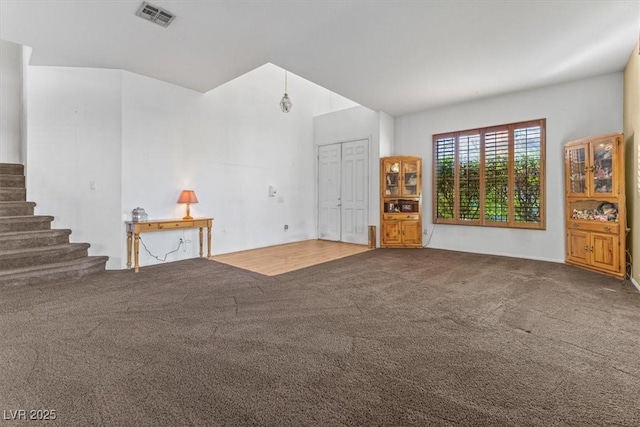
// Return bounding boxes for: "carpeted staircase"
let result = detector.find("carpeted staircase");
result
[0,163,108,286]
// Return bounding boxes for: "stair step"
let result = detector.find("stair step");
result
[0,174,25,187]
[0,201,36,217]
[0,229,71,251]
[0,169,110,286]
[0,188,26,202]
[0,243,90,270]
[0,216,53,232]
[0,163,24,176]
[0,256,108,287]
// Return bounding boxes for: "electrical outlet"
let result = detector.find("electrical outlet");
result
[179,238,184,244]
[284,224,289,230]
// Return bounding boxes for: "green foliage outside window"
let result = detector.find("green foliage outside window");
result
[433,120,545,229]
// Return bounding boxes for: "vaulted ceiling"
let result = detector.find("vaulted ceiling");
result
[1,1,638,116]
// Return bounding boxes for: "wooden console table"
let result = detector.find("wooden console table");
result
[125,218,213,272]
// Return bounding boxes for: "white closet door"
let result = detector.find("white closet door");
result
[317,139,369,244]
[317,144,341,241]
[341,139,368,244]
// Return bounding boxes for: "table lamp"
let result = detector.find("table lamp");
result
[177,190,198,220]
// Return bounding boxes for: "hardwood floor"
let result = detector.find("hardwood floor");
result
[210,240,371,276]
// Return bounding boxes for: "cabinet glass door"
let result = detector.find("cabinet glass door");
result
[591,140,616,197]
[401,160,420,197]
[565,144,588,197]
[383,160,400,197]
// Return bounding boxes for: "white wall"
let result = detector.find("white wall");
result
[395,73,624,262]
[0,39,23,163]
[314,105,382,244]
[195,63,358,255]
[121,71,203,267]
[379,111,395,157]
[21,46,31,170]
[27,67,123,268]
[27,63,357,269]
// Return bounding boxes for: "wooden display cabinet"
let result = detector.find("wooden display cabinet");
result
[564,133,626,278]
[380,156,422,248]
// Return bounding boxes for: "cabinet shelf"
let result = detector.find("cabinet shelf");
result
[564,133,626,278]
[381,156,422,248]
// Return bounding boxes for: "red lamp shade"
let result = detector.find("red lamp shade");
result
[177,190,198,220]
[177,190,199,204]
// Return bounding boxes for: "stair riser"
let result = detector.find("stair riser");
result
[0,205,35,216]
[0,164,24,176]
[0,221,52,233]
[0,247,88,270]
[0,189,26,202]
[0,165,110,285]
[0,258,107,287]
[0,233,70,251]
[0,175,25,187]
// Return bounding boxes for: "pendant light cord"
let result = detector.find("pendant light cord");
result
[284,70,288,93]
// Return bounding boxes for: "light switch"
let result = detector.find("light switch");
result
[89,181,97,190]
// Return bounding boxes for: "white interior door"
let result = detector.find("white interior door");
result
[317,139,369,244]
[341,139,369,244]
[317,144,341,241]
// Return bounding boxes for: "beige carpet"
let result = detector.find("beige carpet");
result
[210,240,371,275]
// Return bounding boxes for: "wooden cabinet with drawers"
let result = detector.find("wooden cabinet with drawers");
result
[380,156,422,248]
[564,133,626,278]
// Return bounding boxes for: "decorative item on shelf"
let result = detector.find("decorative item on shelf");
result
[380,156,422,248]
[564,133,626,278]
[177,190,199,220]
[571,204,618,222]
[596,147,612,160]
[131,207,148,222]
[279,70,293,113]
[400,200,418,212]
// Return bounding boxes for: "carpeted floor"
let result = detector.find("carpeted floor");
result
[1,248,639,426]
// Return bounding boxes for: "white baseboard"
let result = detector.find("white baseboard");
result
[631,277,640,293]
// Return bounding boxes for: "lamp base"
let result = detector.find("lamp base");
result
[183,203,193,220]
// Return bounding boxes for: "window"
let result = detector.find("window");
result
[433,119,545,229]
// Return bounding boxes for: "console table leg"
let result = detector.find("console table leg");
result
[207,225,212,258]
[134,233,140,273]
[127,231,132,269]
[199,227,204,257]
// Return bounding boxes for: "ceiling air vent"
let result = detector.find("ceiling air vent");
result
[135,2,176,28]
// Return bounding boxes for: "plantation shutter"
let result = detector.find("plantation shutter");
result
[433,119,545,229]
[434,136,456,221]
[458,133,481,221]
[513,125,542,224]
[484,129,510,224]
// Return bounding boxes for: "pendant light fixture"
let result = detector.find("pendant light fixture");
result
[279,70,293,113]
